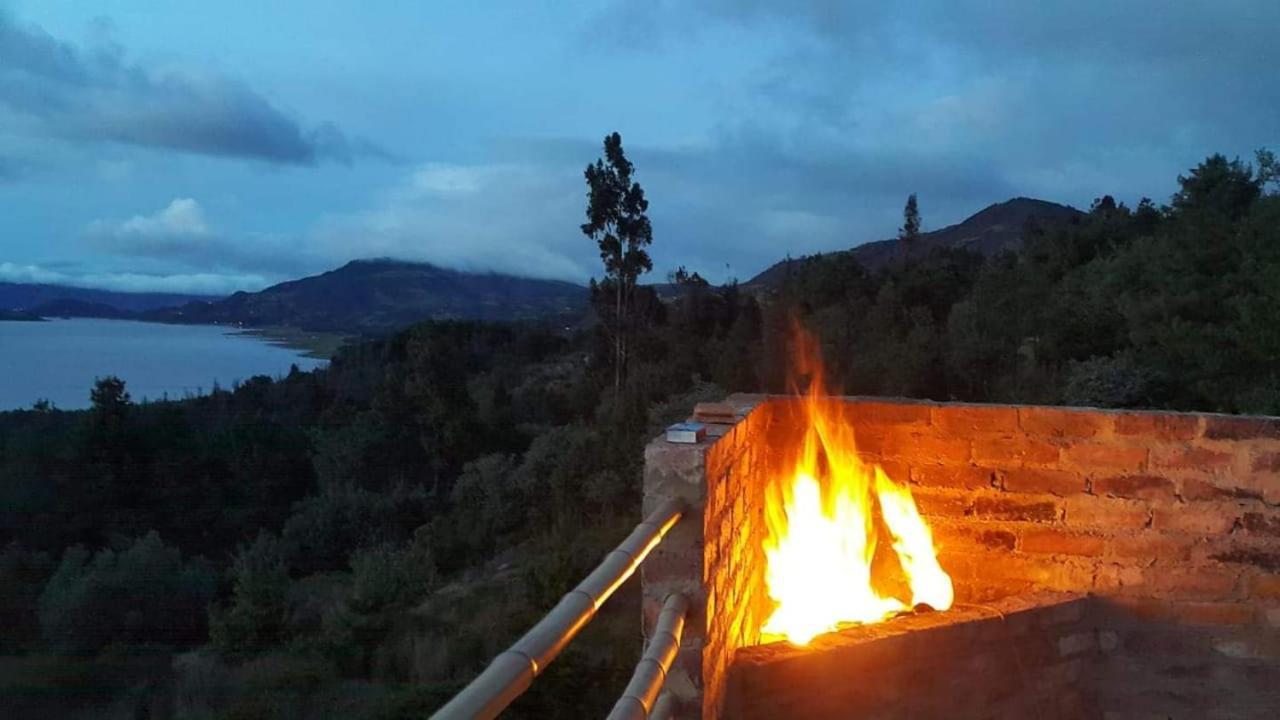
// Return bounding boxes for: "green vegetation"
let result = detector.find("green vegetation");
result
[776,150,1280,412]
[0,149,1276,717]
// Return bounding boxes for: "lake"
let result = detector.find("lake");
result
[0,318,327,410]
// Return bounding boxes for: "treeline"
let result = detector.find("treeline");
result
[770,151,1280,413]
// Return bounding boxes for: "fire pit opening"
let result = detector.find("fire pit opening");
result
[758,332,953,646]
[643,390,1280,719]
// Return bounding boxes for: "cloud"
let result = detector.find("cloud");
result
[0,14,391,165]
[0,261,267,295]
[311,161,593,281]
[86,198,312,276]
[591,0,1280,218]
[112,198,210,238]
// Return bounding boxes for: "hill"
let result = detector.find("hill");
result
[144,259,588,334]
[0,282,219,313]
[747,197,1081,287]
[26,299,132,319]
[0,308,44,322]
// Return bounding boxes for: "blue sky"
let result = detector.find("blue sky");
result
[1,1,1276,294]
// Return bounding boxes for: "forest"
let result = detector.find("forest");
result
[1,149,1278,718]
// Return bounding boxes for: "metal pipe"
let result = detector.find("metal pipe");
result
[432,497,686,720]
[605,593,689,720]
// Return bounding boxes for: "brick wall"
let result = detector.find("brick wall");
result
[641,395,1280,718]
[642,395,775,720]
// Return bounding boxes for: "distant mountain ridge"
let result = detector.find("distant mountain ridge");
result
[0,282,219,313]
[144,259,588,334]
[747,197,1082,287]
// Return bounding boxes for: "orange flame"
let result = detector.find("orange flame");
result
[760,325,953,645]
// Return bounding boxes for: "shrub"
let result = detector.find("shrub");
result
[1064,352,1155,408]
[37,531,215,654]
[0,544,53,652]
[282,485,432,575]
[209,533,292,657]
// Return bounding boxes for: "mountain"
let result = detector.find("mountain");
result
[0,308,44,322]
[0,282,219,313]
[144,259,588,334]
[27,299,132,319]
[747,197,1082,287]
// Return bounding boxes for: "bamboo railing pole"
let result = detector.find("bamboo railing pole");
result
[432,497,686,720]
[604,593,689,720]
[648,692,678,720]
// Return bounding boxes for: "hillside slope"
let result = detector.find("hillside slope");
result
[145,259,588,333]
[747,197,1081,287]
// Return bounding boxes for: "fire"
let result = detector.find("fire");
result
[760,327,953,645]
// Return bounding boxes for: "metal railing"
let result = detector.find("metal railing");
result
[432,497,686,720]
[605,593,689,720]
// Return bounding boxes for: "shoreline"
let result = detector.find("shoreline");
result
[233,326,350,359]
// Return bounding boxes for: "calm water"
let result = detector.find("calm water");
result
[0,318,326,410]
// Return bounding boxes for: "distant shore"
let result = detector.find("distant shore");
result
[0,309,46,322]
[234,325,350,359]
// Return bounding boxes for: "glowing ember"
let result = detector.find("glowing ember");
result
[760,327,953,645]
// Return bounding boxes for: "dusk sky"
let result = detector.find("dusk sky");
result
[2,1,1276,294]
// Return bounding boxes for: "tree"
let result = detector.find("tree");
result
[582,132,653,394]
[38,532,215,653]
[1171,153,1261,219]
[669,265,708,288]
[899,193,921,242]
[209,532,291,656]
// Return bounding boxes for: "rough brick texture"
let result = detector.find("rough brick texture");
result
[726,594,1096,720]
[641,396,1280,719]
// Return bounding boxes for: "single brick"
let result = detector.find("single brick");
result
[1063,496,1151,530]
[1097,630,1120,652]
[1203,415,1280,440]
[1063,443,1148,473]
[1180,477,1262,502]
[1146,567,1240,599]
[931,405,1019,435]
[1151,505,1240,534]
[999,467,1086,496]
[971,434,1061,467]
[1250,575,1280,599]
[1114,412,1200,441]
[1242,512,1280,536]
[1057,632,1097,657]
[972,496,1060,522]
[1150,445,1234,472]
[1020,528,1107,557]
[850,427,889,455]
[1208,548,1280,572]
[933,523,1017,553]
[1019,406,1111,439]
[1109,532,1196,563]
[1093,474,1177,501]
[1093,562,1146,592]
[874,458,911,484]
[911,488,973,518]
[882,433,971,464]
[1252,451,1280,473]
[911,464,996,490]
[1165,601,1256,626]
